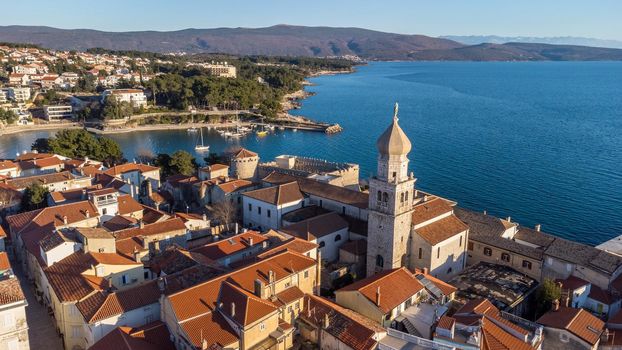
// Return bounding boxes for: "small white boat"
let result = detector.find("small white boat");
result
[292,128,298,132]
[194,128,210,152]
[278,126,285,131]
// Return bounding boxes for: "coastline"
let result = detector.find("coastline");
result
[0,67,358,137]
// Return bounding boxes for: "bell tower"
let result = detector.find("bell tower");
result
[366,103,417,277]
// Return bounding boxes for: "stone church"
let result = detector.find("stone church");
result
[366,104,469,280]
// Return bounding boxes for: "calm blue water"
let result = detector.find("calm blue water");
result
[1,61,621,245]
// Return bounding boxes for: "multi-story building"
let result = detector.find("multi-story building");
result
[101,89,147,108]
[162,249,320,350]
[0,253,29,350]
[43,105,73,122]
[242,181,305,230]
[7,87,31,102]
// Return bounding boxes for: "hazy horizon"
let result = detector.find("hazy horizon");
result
[2,0,621,41]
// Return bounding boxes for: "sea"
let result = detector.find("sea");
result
[1,61,621,245]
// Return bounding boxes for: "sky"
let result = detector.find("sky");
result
[3,0,622,40]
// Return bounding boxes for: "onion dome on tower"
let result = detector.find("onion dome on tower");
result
[376,102,412,156]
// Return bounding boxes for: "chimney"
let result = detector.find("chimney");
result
[63,215,68,225]
[563,295,570,307]
[506,216,511,222]
[230,302,236,318]
[85,210,90,218]
[139,220,145,229]
[535,224,541,232]
[202,213,207,222]
[323,313,330,329]
[483,210,487,215]
[268,270,275,284]
[423,267,429,275]
[552,299,560,311]
[254,279,265,299]
[133,246,140,262]
[376,286,381,306]
[248,237,254,246]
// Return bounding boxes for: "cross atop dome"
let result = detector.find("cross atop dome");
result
[376,103,411,157]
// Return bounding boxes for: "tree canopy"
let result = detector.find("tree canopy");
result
[21,183,49,211]
[154,150,197,178]
[31,129,124,165]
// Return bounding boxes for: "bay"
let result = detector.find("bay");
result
[1,61,621,245]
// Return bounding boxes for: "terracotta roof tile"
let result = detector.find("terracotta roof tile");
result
[412,197,454,225]
[301,294,384,350]
[216,179,255,194]
[103,163,159,176]
[117,194,144,215]
[263,172,368,209]
[243,181,303,205]
[281,212,349,240]
[556,275,590,291]
[230,148,258,159]
[275,286,305,306]
[6,170,74,189]
[336,267,424,314]
[538,307,604,345]
[437,315,456,330]
[0,278,26,306]
[191,231,267,261]
[114,218,186,240]
[90,321,174,350]
[0,252,10,271]
[179,311,238,348]
[414,214,468,245]
[76,280,160,323]
[218,281,278,326]
[43,251,136,302]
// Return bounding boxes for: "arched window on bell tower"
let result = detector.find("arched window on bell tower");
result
[382,192,388,203]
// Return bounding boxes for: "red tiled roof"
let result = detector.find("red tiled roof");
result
[104,163,159,176]
[44,251,136,302]
[117,194,144,215]
[437,315,456,330]
[301,294,384,350]
[243,181,304,205]
[217,179,255,194]
[0,252,11,271]
[537,307,605,345]
[336,267,424,314]
[281,212,349,241]
[168,250,316,323]
[556,275,590,291]
[275,286,305,306]
[90,321,175,350]
[192,231,267,261]
[414,214,468,245]
[481,317,535,350]
[218,281,278,326]
[203,163,229,171]
[0,225,6,239]
[76,280,161,323]
[114,218,186,240]
[412,197,454,225]
[230,148,258,159]
[0,278,26,306]
[179,311,238,349]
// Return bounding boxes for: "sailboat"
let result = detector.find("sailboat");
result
[194,128,210,152]
[256,118,268,137]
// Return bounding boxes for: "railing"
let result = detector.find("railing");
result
[383,329,456,350]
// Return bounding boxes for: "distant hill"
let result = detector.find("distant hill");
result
[441,35,622,49]
[1,25,622,61]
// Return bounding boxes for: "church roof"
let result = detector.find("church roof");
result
[376,103,411,156]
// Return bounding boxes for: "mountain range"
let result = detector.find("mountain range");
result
[1,25,622,61]
[441,35,622,49]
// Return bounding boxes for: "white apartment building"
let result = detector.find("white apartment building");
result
[7,88,31,103]
[43,105,73,122]
[101,89,147,108]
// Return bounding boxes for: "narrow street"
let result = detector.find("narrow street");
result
[14,265,64,350]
